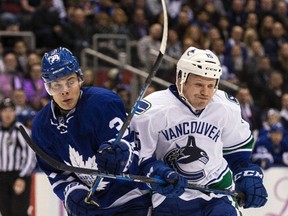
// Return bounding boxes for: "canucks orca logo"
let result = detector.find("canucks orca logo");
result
[225,92,239,105]
[135,99,151,115]
[164,136,209,182]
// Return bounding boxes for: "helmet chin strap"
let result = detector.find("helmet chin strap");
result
[176,81,197,111]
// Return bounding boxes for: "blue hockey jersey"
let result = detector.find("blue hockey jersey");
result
[31,87,151,214]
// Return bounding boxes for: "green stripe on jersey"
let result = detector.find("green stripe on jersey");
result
[209,169,233,190]
[223,137,254,155]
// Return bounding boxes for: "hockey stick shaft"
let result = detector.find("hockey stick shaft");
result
[111,0,168,147]
[19,125,244,200]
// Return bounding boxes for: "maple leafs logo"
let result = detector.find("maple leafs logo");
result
[64,145,109,190]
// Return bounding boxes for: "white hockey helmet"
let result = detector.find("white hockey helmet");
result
[176,47,222,87]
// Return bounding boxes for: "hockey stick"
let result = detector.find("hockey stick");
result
[92,0,168,205]
[90,0,168,205]
[19,125,245,205]
[109,0,169,148]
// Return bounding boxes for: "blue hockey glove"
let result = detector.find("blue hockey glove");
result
[146,161,187,197]
[96,139,133,174]
[234,163,268,208]
[64,183,99,216]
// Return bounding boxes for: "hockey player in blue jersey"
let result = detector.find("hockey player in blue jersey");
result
[31,47,151,216]
[97,47,268,215]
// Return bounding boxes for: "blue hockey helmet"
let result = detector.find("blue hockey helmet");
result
[17,108,36,125]
[41,47,83,83]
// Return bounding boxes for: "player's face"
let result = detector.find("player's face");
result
[51,73,82,110]
[181,74,216,109]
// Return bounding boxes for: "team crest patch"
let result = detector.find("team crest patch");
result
[164,136,208,181]
[135,99,151,115]
[225,92,239,105]
[48,54,60,64]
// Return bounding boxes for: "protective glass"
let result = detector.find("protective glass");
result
[44,77,82,95]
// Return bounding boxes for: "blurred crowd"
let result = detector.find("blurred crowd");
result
[0,0,288,169]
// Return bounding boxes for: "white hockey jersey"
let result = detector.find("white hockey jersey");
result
[131,85,253,207]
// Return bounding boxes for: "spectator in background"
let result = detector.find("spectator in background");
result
[274,42,288,84]
[216,16,230,42]
[244,0,257,13]
[0,52,23,98]
[171,8,192,41]
[13,39,29,74]
[245,40,265,78]
[202,1,222,27]
[127,7,148,42]
[193,9,212,35]
[61,7,93,58]
[144,0,166,25]
[259,108,283,137]
[226,0,246,27]
[102,68,122,92]
[244,12,259,30]
[137,23,162,69]
[227,44,245,84]
[12,88,30,115]
[259,15,274,43]
[274,0,288,30]
[23,63,48,111]
[183,24,205,49]
[181,36,196,53]
[162,28,182,82]
[248,56,273,107]
[243,28,259,59]
[25,51,42,75]
[127,7,149,67]
[111,8,130,49]
[263,21,287,65]
[11,88,36,129]
[31,0,62,49]
[236,85,262,132]
[262,70,286,111]
[82,67,96,87]
[0,98,36,216]
[92,11,114,34]
[203,26,222,49]
[257,0,276,22]
[111,8,129,35]
[252,123,288,170]
[225,25,247,59]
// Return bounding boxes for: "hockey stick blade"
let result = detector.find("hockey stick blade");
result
[19,125,245,204]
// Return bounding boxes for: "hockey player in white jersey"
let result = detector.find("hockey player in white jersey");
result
[128,47,268,215]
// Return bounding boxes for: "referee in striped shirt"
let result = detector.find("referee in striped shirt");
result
[0,98,36,216]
